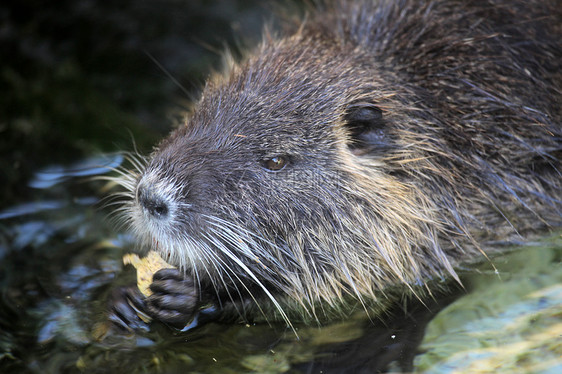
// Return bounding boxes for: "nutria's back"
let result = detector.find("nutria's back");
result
[117,0,561,323]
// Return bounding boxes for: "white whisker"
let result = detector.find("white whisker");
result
[204,228,296,335]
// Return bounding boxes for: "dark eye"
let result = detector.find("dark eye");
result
[262,156,288,172]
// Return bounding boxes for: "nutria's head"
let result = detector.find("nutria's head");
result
[116,30,461,320]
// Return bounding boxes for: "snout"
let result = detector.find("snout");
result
[136,182,171,220]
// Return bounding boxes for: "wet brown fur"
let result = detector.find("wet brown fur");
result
[118,0,561,323]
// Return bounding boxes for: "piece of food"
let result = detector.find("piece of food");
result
[123,251,175,297]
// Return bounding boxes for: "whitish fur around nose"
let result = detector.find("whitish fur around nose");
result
[137,183,170,220]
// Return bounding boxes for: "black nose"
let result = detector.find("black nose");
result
[137,184,169,219]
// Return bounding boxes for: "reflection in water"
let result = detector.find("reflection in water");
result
[0,156,560,373]
[415,241,562,373]
[28,154,123,189]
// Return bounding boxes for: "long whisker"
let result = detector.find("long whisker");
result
[203,215,296,269]
[200,241,260,318]
[204,228,297,336]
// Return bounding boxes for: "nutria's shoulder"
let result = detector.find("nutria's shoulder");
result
[110,0,562,330]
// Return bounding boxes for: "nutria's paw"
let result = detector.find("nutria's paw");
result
[145,268,200,328]
[107,286,151,332]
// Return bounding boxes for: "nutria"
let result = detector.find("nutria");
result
[108,0,561,331]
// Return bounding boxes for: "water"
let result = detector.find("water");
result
[0,157,560,373]
[416,237,562,373]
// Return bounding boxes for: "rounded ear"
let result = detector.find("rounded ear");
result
[343,102,388,154]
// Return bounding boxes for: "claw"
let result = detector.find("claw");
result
[107,286,150,332]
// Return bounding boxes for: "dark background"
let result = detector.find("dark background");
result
[0,0,296,207]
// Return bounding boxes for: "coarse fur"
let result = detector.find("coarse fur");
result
[111,0,561,326]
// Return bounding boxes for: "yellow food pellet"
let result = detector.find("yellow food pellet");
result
[123,251,175,297]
